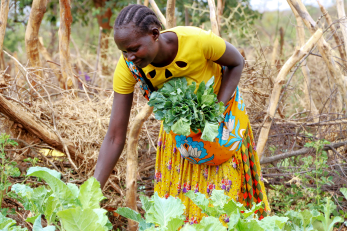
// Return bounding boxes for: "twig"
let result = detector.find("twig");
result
[260,141,347,164]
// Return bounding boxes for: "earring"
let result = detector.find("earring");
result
[156,38,159,42]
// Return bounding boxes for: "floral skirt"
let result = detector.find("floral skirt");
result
[154,121,271,224]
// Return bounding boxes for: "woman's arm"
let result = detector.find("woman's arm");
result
[94,92,133,188]
[214,41,245,105]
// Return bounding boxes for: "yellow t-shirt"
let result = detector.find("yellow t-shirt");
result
[113,26,226,95]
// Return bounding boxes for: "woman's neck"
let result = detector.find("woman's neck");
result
[151,32,178,67]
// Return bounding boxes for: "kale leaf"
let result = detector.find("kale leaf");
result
[148,77,225,142]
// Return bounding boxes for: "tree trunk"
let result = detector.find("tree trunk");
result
[317,0,347,68]
[184,7,190,26]
[289,2,319,121]
[288,0,346,110]
[217,0,224,32]
[144,0,149,7]
[207,0,220,36]
[166,0,176,28]
[93,2,112,76]
[0,0,10,61]
[336,0,347,60]
[38,38,63,81]
[25,0,47,82]
[58,0,75,89]
[256,29,323,160]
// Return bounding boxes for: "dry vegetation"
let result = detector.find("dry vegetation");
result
[1,0,347,230]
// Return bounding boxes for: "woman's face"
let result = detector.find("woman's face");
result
[114,24,159,68]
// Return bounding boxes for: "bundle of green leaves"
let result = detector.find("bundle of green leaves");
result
[148,77,225,142]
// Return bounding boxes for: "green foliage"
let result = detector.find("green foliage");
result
[0,212,28,230]
[148,77,225,141]
[11,167,111,230]
[269,138,336,215]
[0,134,20,210]
[116,190,287,231]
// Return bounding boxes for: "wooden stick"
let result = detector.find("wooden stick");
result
[270,38,280,83]
[125,106,153,231]
[317,0,347,67]
[149,0,167,28]
[207,0,220,36]
[166,0,176,28]
[25,0,47,80]
[336,0,347,60]
[289,2,319,121]
[288,0,347,109]
[0,0,9,55]
[58,0,75,89]
[0,93,84,161]
[256,29,323,160]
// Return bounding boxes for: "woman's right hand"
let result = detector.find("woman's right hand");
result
[93,91,133,188]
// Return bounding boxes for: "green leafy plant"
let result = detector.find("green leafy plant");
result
[11,166,112,231]
[116,190,288,231]
[148,77,225,142]
[303,139,332,206]
[23,157,39,167]
[0,133,20,209]
[0,212,27,230]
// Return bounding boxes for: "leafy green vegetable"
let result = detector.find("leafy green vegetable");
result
[11,167,111,231]
[148,77,225,141]
[0,212,28,230]
[78,177,105,209]
[32,214,56,231]
[57,207,105,231]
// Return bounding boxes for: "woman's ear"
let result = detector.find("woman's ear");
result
[150,27,160,41]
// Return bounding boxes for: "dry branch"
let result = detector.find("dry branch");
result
[336,0,347,59]
[126,106,153,231]
[256,29,323,160]
[260,141,347,164]
[0,94,84,161]
[149,0,167,28]
[0,0,9,56]
[58,0,75,89]
[289,2,319,120]
[25,0,47,80]
[288,0,347,108]
[207,0,220,36]
[317,0,347,67]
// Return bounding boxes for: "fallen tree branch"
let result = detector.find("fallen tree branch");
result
[260,141,347,164]
[0,93,85,161]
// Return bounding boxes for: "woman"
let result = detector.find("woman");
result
[94,4,270,223]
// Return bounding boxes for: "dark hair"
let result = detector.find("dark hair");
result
[114,4,162,34]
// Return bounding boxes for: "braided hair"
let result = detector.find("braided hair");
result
[114,4,162,34]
